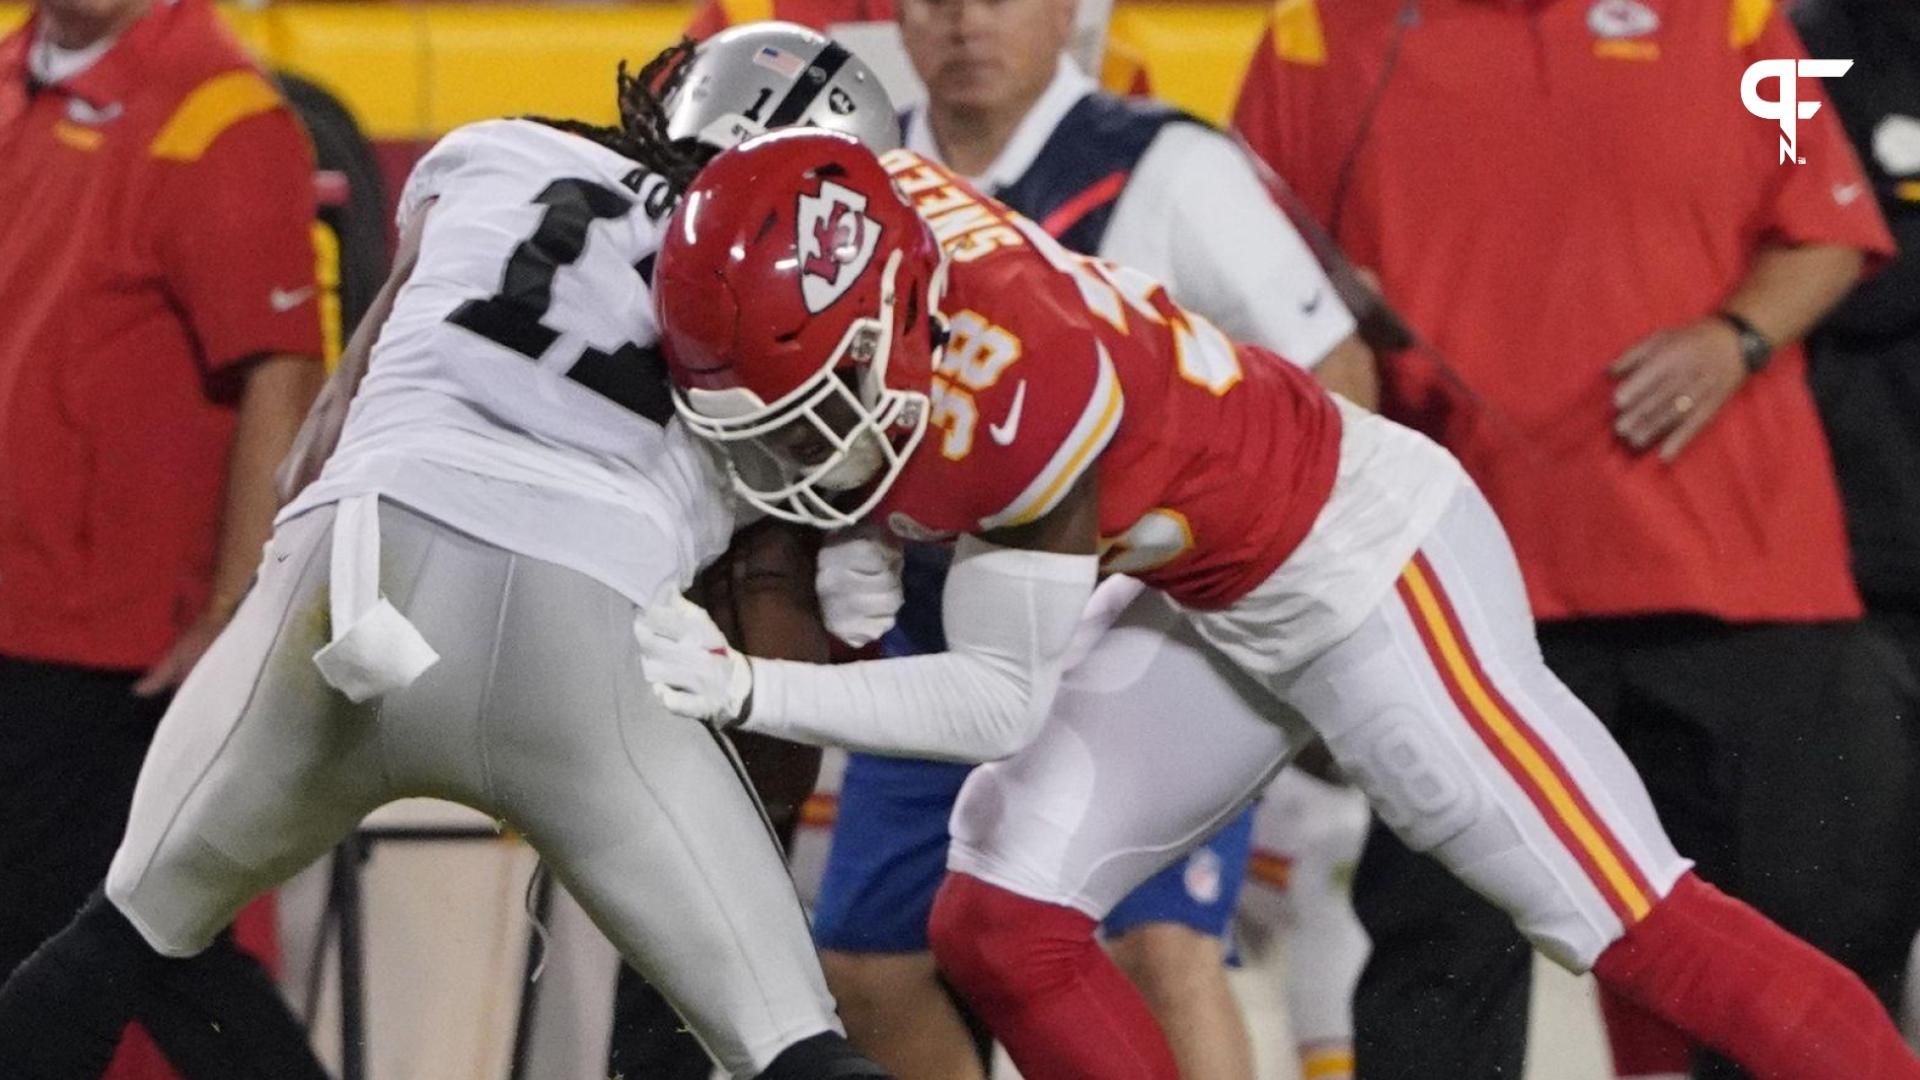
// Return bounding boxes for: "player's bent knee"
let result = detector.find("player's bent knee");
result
[930,872,1098,1004]
[1325,707,1481,852]
[757,1031,892,1079]
[927,874,1018,995]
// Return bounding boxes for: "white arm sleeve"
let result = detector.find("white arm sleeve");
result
[1101,125,1357,368]
[743,536,1097,762]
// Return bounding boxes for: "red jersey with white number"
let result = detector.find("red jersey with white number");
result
[875,150,1342,610]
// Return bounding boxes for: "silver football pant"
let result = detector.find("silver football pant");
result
[106,500,838,1077]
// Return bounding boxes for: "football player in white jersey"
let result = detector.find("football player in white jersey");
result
[0,27,911,1080]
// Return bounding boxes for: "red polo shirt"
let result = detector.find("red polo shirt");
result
[0,0,322,670]
[1234,0,1893,622]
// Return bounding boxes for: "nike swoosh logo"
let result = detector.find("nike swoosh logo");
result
[1301,289,1325,315]
[1832,182,1865,206]
[270,286,315,313]
[989,381,1027,446]
[66,100,123,126]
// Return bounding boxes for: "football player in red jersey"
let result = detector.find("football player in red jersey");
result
[637,129,1920,1080]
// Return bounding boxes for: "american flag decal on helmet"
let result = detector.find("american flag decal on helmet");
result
[753,46,807,80]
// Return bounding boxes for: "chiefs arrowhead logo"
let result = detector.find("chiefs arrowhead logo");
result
[797,181,882,314]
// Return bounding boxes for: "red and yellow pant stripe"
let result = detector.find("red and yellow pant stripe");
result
[1396,553,1656,927]
[1300,1042,1356,1079]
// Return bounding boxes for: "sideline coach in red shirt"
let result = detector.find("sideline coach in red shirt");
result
[1236,1,1910,1076]
[0,0,331,1071]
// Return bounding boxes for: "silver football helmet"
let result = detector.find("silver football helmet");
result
[661,22,902,154]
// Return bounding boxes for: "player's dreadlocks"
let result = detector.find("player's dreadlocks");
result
[523,38,709,197]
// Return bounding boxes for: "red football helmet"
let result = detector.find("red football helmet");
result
[655,128,946,528]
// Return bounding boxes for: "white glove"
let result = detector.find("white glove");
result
[817,528,905,648]
[634,595,754,728]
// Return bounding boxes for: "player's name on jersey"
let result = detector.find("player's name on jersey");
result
[882,149,1025,263]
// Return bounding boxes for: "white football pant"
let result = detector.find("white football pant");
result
[950,484,1691,973]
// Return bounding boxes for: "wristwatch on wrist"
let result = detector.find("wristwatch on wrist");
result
[1714,310,1774,374]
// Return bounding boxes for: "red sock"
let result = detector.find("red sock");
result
[928,872,1179,1080]
[1592,872,1920,1080]
[1599,985,1693,1076]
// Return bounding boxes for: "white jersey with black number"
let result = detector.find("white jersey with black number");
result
[283,119,735,607]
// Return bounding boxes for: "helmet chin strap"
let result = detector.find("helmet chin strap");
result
[856,249,906,409]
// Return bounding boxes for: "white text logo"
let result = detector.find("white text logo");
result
[1742,59,1853,165]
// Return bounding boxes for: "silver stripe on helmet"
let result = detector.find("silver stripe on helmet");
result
[662,21,902,154]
